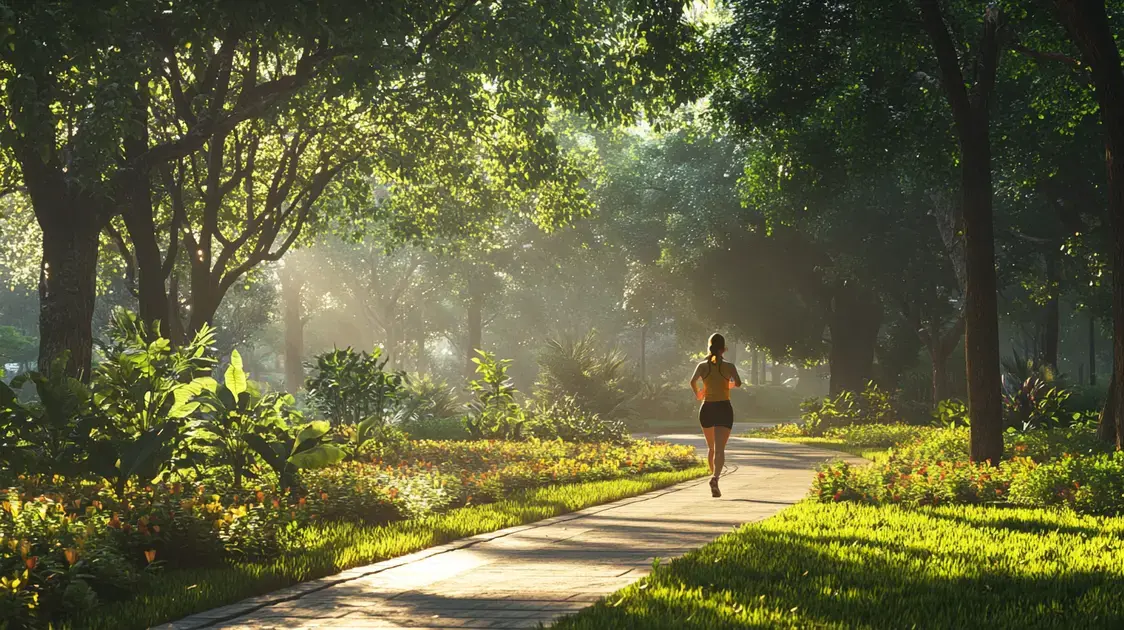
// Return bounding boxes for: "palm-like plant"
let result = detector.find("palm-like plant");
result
[535,332,637,420]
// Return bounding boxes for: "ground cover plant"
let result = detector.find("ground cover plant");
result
[75,466,707,630]
[549,501,1124,630]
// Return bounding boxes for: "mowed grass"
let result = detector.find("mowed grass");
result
[763,436,891,463]
[551,501,1124,629]
[80,466,709,630]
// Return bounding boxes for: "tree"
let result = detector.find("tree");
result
[1044,0,1124,449]
[0,0,703,377]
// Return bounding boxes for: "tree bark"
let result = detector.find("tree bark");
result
[465,280,483,379]
[827,283,881,396]
[121,180,171,339]
[1043,253,1061,370]
[639,324,647,383]
[750,348,760,386]
[281,267,304,393]
[1098,377,1116,444]
[37,210,100,379]
[1090,313,1098,386]
[1050,0,1124,455]
[918,0,1004,464]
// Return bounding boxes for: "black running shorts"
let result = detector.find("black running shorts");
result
[699,400,733,429]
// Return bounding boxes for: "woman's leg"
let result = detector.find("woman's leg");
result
[701,426,716,475]
[712,425,731,478]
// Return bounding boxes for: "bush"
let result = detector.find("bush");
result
[305,347,406,427]
[1007,452,1124,513]
[528,395,631,445]
[811,422,1122,513]
[800,381,897,436]
[464,351,525,440]
[396,375,468,440]
[535,332,637,421]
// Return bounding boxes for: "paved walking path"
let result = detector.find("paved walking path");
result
[158,433,864,630]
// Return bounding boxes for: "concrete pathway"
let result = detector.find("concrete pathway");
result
[158,435,864,630]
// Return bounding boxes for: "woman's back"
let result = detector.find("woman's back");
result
[697,360,735,402]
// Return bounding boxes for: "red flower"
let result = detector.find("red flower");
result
[832,490,843,502]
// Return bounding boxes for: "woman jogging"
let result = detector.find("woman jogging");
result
[689,333,741,497]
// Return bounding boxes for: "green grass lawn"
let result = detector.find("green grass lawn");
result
[79,466,708,630]
[550,500,1124,629]
[759,435,892,463]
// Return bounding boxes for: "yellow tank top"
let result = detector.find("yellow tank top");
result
[701,360,732,402]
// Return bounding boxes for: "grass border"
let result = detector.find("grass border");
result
[81,465,709,630]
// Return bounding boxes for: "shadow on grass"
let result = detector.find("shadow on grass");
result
[549,503,1124,630]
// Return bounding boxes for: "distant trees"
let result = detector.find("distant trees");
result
[0,0,702,378]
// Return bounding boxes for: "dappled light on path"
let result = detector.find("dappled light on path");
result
[159,437,863,629]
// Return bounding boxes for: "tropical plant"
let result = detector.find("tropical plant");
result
[801,382,898,437]
[1001,352,1072,431]
[535,332,637,421]
[189,351,296,489]
[0,354,106,479]
[465,350,525,440]
[305,347,406,427]
[93,308,217,435]
[244,420,345,492]
[933,399,970,429]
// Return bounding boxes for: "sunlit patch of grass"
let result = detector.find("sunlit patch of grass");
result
[551,501,1124,629]
[78,466,708,630]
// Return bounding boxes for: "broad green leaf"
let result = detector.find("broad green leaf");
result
[296,420,330,445]
[289,444,345,469]
[225,350,247,397]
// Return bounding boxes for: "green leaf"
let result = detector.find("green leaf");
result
[289,444,345,469]
[225,350,247,397]
[295,420,331,445]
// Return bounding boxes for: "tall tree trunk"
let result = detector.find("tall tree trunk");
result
[827,283,881,396]
[465,283,483,379]
[919,0,1004,464]
[1098,377,1116,444]
[281,268,304,393]
[750,348,759,386]
[166,270,186,345]
[1043,253,1061,370]
[37,210,100,379]
[1050,0,1124,455]
[1090,313,1098,387]
[639,324,647,383]
[960,127,1005,465]
[121,184,171,339]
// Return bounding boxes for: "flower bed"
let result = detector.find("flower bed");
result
[1,438,697,628]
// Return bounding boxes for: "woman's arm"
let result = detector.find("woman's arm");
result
[730,363,743,388]
[689,364,704,400]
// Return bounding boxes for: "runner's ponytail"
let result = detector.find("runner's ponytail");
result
[704,333,726,379]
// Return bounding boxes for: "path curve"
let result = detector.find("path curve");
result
[157,436,864,630]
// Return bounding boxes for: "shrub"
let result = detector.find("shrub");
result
[812,422,1122,513]
[535,332,636,420]
[800,381,896,436]
[464,350,525,440]
[1001,351,1072,430]
[396,375,469,440]
[822,424,926,448]
[528,395,631,445]
[305,347,406,427]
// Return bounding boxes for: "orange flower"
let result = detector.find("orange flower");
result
[320,492,329,501]
[108,513,121,528]
[152,525,161,534]
[298,497,307,507]
[64,549,79,566]
[256,491,265,504]
[25,556,37,570]
[144,549,157,564]
[388,488,399,499]
[272,499,280,509]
